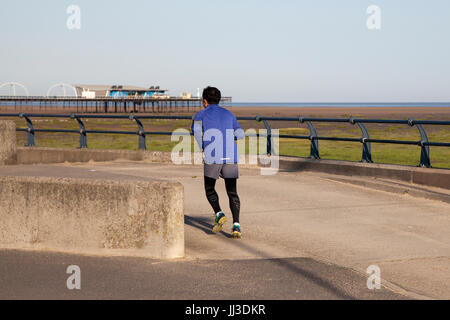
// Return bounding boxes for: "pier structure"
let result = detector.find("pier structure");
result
[0,84,232,113]
[0,96,232,113]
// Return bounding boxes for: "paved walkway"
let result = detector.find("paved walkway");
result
[0,161,449,299]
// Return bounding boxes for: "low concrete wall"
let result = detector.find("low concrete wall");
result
[16,147,258,167]
[278,156,450,190]
[16,147,164,164]
[0,121,17,165]
[16,147,194,165]
[0,176,184,259]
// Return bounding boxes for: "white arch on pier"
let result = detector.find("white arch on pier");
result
[0,82,29,96]
[47,83,78,97]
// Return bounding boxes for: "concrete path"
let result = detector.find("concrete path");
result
[0,161,449,299]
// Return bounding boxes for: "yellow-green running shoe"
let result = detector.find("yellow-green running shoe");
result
[212,211,227,233]
[232,223,242,239]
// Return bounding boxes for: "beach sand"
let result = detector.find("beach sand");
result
[225,106,450,132]
[228,106,450,119]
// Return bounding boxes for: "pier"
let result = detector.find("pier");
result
[0,96,232,113]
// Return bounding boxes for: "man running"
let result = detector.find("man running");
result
[192,86,244,239]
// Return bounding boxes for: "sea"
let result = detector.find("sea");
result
[230,102,450,108]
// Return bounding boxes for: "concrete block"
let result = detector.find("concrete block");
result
[0,120,17,165]
[0,176,184,259]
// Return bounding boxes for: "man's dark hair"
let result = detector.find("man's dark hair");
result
[202,86,221,105]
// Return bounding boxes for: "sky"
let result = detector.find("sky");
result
[0,0,449,102]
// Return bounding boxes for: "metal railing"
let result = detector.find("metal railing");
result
[1,113,449,168]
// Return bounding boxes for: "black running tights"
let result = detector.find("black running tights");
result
[204,176,240,224]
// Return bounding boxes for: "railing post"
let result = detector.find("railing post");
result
[71,113,87,149]
[130,114,146,150]
[409,119,431,168]
[262,120,273,155]
[19,112,35,147]
[351,117,373,163]
[299,117,320,159]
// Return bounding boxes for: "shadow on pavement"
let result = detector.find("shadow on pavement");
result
[184,215,232,238]
[184,214,359,299]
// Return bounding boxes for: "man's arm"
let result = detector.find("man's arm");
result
[233,115,245,140]
[192,114,204,150]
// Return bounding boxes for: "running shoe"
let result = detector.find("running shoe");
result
[212,211,227,233]
[232,223,242,239]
